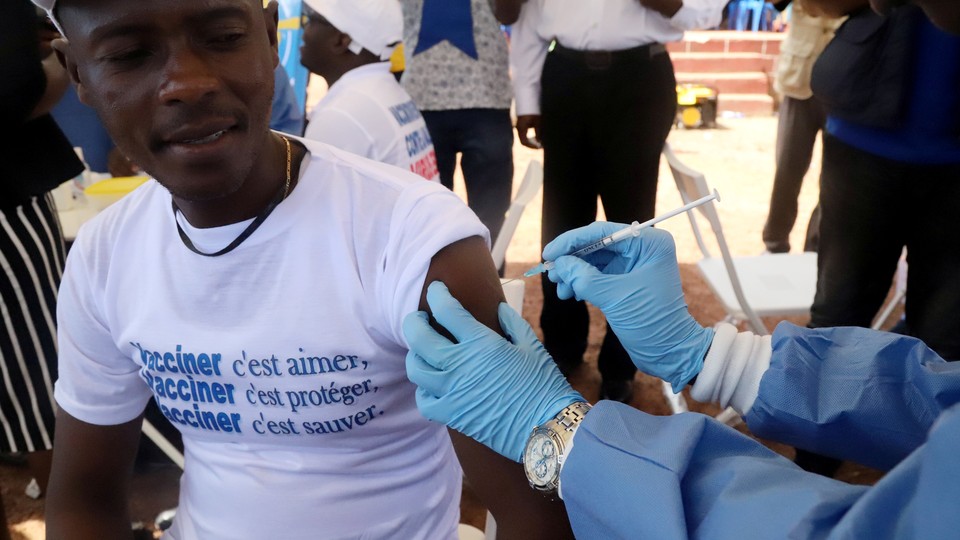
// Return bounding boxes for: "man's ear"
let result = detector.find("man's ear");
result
[51,37,87,103]
[334,32,353,54]
[263,0,280,68]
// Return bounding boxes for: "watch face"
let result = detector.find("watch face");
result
[524,432,559,488]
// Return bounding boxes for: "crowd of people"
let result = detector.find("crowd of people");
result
[2,0,958,538]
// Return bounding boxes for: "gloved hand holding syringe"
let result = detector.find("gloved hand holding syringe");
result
[521,189,721,278]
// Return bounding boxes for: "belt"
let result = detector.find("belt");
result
[551,42,667,70]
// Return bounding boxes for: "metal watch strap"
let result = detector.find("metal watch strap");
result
[554,401,592,434]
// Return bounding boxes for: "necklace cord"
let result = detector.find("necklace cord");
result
[173,135,292,257]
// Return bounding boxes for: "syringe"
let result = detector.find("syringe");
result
[522,189,721,278]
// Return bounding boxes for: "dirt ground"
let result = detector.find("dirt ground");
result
[1,116,887,538]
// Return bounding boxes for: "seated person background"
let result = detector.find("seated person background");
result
[300,0,440,182]
[0,0,84,525]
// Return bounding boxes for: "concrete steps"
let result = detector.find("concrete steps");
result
[671,52,777,73]
[718,93,776,116]
[668,30,782,55]
[668,31,785,116]
[675,72,771,95]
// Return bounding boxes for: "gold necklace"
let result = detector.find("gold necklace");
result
[173,135,292,257]
[281,135,292,199]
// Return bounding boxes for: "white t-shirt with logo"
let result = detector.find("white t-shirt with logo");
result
[55,138,488,539]
[305,62,440,183]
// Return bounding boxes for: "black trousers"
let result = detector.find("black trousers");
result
[811,135,960,360]
[762,95,827,253]
[422,108,514,248]
[539,44,677,382]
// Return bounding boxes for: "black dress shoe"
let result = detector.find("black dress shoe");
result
[600,380,634,404]
[0,452,27,467]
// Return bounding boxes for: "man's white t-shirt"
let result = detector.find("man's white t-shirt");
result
[55,139,488,539]
[305,62,440,183]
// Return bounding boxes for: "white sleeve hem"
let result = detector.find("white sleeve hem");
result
[514,86,542,117]
[54,386,154,427]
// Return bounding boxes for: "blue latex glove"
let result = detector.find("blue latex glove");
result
[542,223,713,392]
[403,282,584,462]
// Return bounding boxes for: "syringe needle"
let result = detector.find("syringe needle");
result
[520,189,720,278]
[522,261,552,278]
[630,190,720,233]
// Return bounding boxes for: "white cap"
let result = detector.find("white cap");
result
[32,0,63,34]
[32,0,55,11]
[303,0,402,60]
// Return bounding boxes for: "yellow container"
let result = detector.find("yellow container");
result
[84,176,149,210]
[676,83,719,129]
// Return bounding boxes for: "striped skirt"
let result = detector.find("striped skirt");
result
[0,193,63,453]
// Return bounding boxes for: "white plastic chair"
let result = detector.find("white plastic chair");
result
[661,144,818,423]
[458,523,486,540]
[142,419,185,469]
[871,248,907,330]
[491,160,543,269]
[663,144,818,335]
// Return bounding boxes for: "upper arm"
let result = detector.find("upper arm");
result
[562,403,865,539]
[46,408,144,540]
[419,235,505,334]
[420,237,574,539]
[746,325,959,471]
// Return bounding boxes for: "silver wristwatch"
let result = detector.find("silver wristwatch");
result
[522,401,592,495]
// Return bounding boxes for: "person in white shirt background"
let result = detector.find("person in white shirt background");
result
[506,0,728,404]
[300,0,440,183]
[399,0,516,271]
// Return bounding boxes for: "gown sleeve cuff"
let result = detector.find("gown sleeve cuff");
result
[691,322,772,413]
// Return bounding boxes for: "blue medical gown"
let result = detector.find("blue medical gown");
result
[561,323,960,539]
